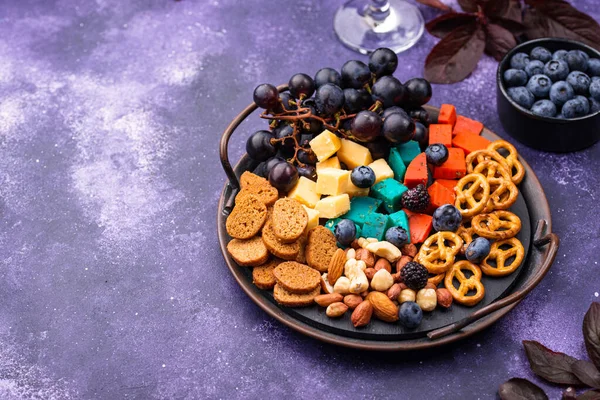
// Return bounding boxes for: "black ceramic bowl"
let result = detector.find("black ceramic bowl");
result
[497,38,600,152]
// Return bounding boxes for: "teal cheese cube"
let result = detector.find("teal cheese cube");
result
[361,213,392,241]
[371,178,408,214]
[396,141,421,166]
[324,218,361,247]
[388,210,411,242]
[341,197,382,227]
[388,147,407,181]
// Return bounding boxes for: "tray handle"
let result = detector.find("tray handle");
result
[427,219,559,341]
[219,84,289,193]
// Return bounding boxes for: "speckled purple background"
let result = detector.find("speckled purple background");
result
[0,0,598,398]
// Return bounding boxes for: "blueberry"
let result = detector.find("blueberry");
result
[507,86,535,109]
[530,46,552,63]
[465,237,491,264]
[575,95,590,114]
[590,79,600,101]
[525,60,545,77]
[543,59,570,81]
[424,143,449,166]
[398,302,423,329]
[334,219,357,246]
[593,76,600,83]
[553,49,569,62]
[531,99,557,118]
[589,96,600,113]
[350,166,376,188]
[561,96,589,118]
[503,69,528,87]
[385,226,409,248]
[510,52,530,70]
[566,71,591,95]
[526,74,552,98]
[432,204,462,232]
[588,58,600,77]
[566,49,589,72]
[549,81,575,107]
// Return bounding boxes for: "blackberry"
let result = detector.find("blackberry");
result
[400,261,428,291]
[401,184,430,212]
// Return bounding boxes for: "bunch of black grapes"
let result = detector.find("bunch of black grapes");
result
[246,48,432,192]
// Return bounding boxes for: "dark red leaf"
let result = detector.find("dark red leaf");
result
[483,0,509,17]
[523,340,584,385]
[503,0,523,23]
[490,16,526,35]
[563,387,578,400]
[584,303,600,370]
[523,0,600,52]
[572,360,600,389]
[498,378,549,400]
[485,23,517,61]
[424,22,486,84]
[426,12,478,39]
[457,0,478,12]
[578,390,600,400]
[416,0,452,11]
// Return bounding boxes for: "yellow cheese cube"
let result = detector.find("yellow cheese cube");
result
[337,139,373,169]
[287,176,321,208]
[345,175,369,197]
[309,130,341,162]
[302,205,320,234]
[316,168,350,195]
[368,158,394,184]
[316,156,341,172]
[314,194,350,219]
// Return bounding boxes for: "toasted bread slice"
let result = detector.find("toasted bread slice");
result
[236,172,278,206]
[226,194,267,239]
[261,219,300,260]
[272,198,308,243]
[273,261,321,294]
[252,258,281,290]
[226,237,269,267]
[305,225,338,272]
[273,284,320,307]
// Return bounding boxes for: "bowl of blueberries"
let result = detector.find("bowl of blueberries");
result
[497,38,600,152]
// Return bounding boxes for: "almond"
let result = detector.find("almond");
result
[351,299,373,327]
[328,248,346,285]
[374,258,392,273]
[437,288,453,308]
[387,283,401,301]
[314,293,343,307]
[343,294,363,309]
[364,267,376,281]
[395,255,413,273]
[326,302,348,318]
[355,248,375,268]
[320,273,334,294]
[401,243,418,258]
[366,291,399,322]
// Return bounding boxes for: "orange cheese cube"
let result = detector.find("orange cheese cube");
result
[404,209,433,244]
[404,153,428,189]
[438,104,457,127]
[436,179,458,192]
[429,124,453,148]
[433,148,466,180]
[427,181,456,212]
[453,115,483,136]
[452,132,492,155]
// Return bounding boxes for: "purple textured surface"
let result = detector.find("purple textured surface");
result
[0,0,598,398]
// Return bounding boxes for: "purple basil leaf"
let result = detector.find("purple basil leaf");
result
[485,23,517,61]
[523,0,600,52]
[483,0,509,17]
[416,0,451,11]
[498,378,549,400]
[457,0,478,12]
[426,13,478,39]
[584,303,600,370]
[490,16,526,35]
[424,22,486,84]
[523,340,584,385]
[572,360,600,389]
[577,390,600,400]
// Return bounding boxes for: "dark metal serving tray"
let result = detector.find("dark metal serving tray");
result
[218,88,559,351]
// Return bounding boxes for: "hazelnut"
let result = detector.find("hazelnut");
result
[355,248,376,268]
[399,288,416,303]
[326,302,348,318]
[436,288,453,308]
[398,282,408,290]
[374,258,392,273]
[416,288,437,312]
[370,269,394,292]
[333,276,351,294]
[401,243,418,258]
[364,268,376,281]
[387,283,401,301]
[425,282,437,290]
[350,239,361,249]
[395,255,413,273]
[345,248,356,260]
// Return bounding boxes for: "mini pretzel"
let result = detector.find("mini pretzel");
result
[417,231,463,274]
[481,237,525,277]
[487,140,525,185]
[466,149,511,177]
[444,260,485,306]
[455,173,491,218]
[456,223,477,254]
[472,210,521,240]
[428,272,445,286]
[474,161,519,211]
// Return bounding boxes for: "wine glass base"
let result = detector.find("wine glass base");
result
[334,0,425,54]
